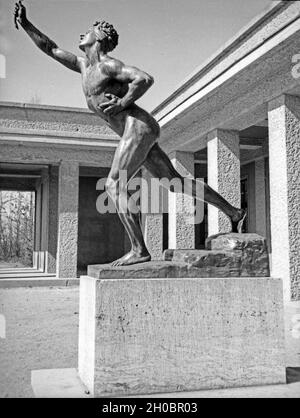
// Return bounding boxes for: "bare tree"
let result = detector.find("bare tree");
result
[0,190,35,267]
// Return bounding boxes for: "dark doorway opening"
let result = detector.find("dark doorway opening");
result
[77,170,127,275]
[240,178,249,233]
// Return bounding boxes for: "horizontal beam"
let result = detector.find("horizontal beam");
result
[0,142,115,167]
[0,128,118,149]
[158,22,300,153]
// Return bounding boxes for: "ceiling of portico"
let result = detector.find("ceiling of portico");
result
[0,162,48,176]
[194,123,269,165]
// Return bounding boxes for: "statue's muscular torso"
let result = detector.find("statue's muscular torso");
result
[79,58,160,139]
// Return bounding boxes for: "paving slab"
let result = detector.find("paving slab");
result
[31,368,300,398]
[0,278,79,288]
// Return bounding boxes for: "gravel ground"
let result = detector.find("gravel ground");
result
[0,287,79,398]
[0,286,299,398]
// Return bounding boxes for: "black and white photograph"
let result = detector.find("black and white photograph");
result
[0,0,299,401]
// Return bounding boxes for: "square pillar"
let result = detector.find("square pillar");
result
[33,178,42,269]
[56,161,79,279]
[207,129,240,236]
[168,151,195,249]
[40,168,49,271]
[47,166,58,274]
[255,159,267,238]
[142,168,164,260]
[268,95,300,301]
[144,214,164,260]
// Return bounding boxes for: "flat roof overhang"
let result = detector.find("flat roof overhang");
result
[153,1,300,152]
[0,102,119,151]
[0,102,120,166]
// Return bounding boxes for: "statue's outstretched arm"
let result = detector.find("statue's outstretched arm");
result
[14,1,82,73]
[99,59,154,116]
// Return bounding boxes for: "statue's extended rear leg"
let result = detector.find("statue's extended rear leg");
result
[144,143,246,233]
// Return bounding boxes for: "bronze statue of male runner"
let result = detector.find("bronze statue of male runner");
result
[14,1,246,266]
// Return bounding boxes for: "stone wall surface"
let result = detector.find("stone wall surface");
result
[0,103,116,136]
[0,143,114,166]
[0,119,114,136]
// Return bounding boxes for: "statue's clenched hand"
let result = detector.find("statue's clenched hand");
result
[14,0,27,30]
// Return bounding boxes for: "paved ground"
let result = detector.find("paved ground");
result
[0,286,299,398]
[0,287,79,398]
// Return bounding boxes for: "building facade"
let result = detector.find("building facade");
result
[0,0,299,302]
[148,0,300,302]
[0,103,131,279]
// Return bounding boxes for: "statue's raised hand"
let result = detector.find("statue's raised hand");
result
[14,1,27,30]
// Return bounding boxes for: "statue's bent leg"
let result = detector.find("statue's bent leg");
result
[143,143,246,232]
[106,127,157,266]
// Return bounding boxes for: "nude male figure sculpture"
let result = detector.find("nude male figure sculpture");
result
[14,1,246,266]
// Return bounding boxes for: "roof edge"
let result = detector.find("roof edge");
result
[0,101,92,114]
[151,0,287,115]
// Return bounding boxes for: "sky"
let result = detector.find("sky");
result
[0,0,272,112]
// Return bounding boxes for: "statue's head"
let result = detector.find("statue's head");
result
[79,21,119,53]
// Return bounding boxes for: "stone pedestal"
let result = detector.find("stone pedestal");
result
[78,273,285,397]
[78,234,284,397]
[164,233,270,277]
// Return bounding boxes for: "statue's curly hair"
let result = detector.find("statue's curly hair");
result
[93,20,119,52]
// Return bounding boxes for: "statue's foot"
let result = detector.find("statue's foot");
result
[231,209,247,233]
[110,250,151,267]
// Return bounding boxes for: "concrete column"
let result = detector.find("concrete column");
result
[268,94,300,301]
[207,129,240,236]
[33,178,42,269]
[168,151,195,249]
[144,214,164,260]
[40,168,49,271]
[255,159,267,238]
[47,166,58,274]
[142,168,164,260]
[56,161,79,279]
